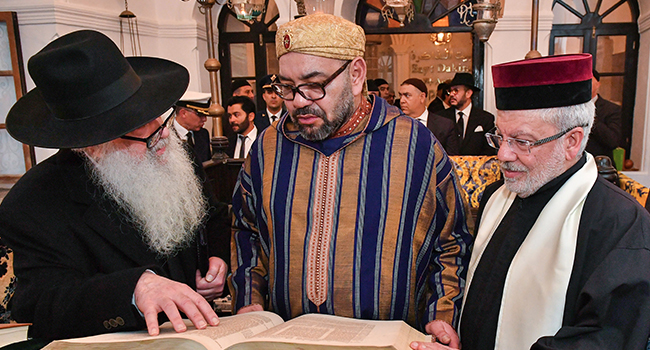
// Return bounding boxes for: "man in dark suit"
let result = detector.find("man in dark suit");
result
[174,91,213,163]
[586,69,623,167]
[427,81,450,114]
[254,74,286,131]
[226,96,257,159]
[398,78,459,155]
[434,73,496,156]
[0,31,230,340]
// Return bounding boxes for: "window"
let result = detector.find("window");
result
[358,0,485,106]
[0,12,31,180]
[218,0,280,107]
[550,0,639,154]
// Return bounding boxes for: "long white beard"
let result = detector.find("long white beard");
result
[83,132,207,257]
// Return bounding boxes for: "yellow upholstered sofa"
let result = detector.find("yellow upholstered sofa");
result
[449,155,649,211]
[0,243,15,323]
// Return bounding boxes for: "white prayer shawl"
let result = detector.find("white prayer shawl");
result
[460,153,598,350]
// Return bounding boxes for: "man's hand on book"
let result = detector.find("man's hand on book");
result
[409,320,460,350]
[134,271,220,336]
[196,257,227,301]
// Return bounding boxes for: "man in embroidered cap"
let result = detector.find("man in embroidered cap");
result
[0,31,231,340]
[229,13,472,338]
[412,54,650,350]
[174,90,213,163]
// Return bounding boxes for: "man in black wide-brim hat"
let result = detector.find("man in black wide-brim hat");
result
[0,30,231,341]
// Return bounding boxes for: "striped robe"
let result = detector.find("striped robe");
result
[230,97,473,330]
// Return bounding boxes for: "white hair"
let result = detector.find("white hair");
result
[500,101,595,155]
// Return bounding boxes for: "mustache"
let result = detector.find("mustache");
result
[500,161,528,172]
[293,106,325,118]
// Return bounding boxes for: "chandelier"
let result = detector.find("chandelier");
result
[119,0,141,56]
[381,0,415,27]
[229,0,265,21]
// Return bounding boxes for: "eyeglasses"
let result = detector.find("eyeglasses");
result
[271,60,352,101]
[485,124,587,154]
[120,110,174,149]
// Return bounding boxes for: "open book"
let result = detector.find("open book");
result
[43,311,430,350]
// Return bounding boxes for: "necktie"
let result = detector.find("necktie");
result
[270,115,277,123]
[456,112,465,140]
[186,132,194,148]
[238,135,247,159]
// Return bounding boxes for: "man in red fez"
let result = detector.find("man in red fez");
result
[411,54,650,350]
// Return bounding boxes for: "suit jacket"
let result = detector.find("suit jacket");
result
[435,106,496,156]
[0,150,230,340]
[254,107,286,132]
[427,97,446,114]
[586,95,623,164]
[226,134,237,158]
[191,128,212,164]
[426,111,460,155]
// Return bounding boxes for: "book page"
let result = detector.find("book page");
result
[228,314,430,350]
[43,311,285,350]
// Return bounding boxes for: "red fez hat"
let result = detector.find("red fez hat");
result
[492,54,592,110]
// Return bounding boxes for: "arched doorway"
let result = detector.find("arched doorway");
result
[218,0,280,108]
[356,0,487,106]
[550,0,639,158]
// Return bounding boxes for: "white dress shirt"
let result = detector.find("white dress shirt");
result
[234,126,259,158]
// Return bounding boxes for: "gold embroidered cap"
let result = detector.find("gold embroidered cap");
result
[276,13,366,60]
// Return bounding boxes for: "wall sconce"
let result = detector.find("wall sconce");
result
[229,0,265,21]
[381,0,415,27]
[471,0,501,42]
[430,32,452,45]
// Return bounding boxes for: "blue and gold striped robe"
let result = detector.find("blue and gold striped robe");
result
[230,97,473,330]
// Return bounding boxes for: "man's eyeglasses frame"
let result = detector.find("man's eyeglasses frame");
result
[120,110,174,149]
[485,124,588,154]
[271,60,352,102]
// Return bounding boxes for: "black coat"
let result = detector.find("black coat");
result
[467,175,650,349]
[254,107,286,132]
[191,128,212,164]
[586,95,623,164]
[426,111,460,156]
[427,97,446,114]
[435,106,496,156]
[0,150,230,340]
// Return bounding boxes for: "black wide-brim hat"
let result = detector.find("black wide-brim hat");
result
[6,30,189,149]
[449,72,480,92]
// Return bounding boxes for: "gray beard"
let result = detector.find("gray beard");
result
[500,141,567,198]
[82,132,207,257]
[290,82,355,141]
